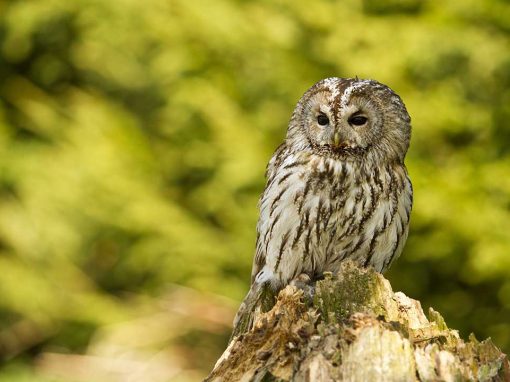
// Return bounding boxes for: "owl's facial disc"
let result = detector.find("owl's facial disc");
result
[288,77,411,163]
[299,84,379,156]
[310,102,372,155]
[333,110,371,150]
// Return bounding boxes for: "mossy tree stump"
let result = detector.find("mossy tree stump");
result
[206,262,510,381]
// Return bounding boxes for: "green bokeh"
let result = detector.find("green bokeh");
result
[0,0,509,380]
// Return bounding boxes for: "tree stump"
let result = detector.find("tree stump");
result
[206,262,510,381]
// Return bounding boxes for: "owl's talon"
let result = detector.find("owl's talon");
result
[290,273,312,286]
[290,273,315,301]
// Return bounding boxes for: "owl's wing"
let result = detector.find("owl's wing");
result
[250,142,288,284]
[264,142,287,181]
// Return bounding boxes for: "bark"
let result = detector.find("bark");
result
[206,262,510,382]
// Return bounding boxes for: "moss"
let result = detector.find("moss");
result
[261,284,278,313]
[314,263,388,323]
[473,338,507,381]
[260,372,286,382]
[383,319,411,340]
[429,308,448,331]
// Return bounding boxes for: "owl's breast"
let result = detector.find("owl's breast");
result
[255,154,352,284]
[255,153,411,286]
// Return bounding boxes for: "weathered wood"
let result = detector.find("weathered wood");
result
[207,262,510,382]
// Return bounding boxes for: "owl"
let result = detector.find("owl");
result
[252,77,413,290]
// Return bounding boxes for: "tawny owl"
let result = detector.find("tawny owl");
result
[252,77,412,289]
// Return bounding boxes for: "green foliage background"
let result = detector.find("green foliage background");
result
[0,0,509,380]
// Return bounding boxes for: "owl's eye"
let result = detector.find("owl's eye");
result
[348,115,368,126]
[317,114,329,126]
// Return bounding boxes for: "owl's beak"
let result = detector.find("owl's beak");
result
[333,132,341,146]
[331,131,352,149]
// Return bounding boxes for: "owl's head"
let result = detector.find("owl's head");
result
[286,78,411,164]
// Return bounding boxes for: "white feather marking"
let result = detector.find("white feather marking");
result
[323,77,339,99]
[340,80,371,109]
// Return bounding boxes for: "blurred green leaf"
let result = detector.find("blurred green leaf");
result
[0,0,509,380]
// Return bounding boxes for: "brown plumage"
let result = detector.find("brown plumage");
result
[252,77,413,289]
